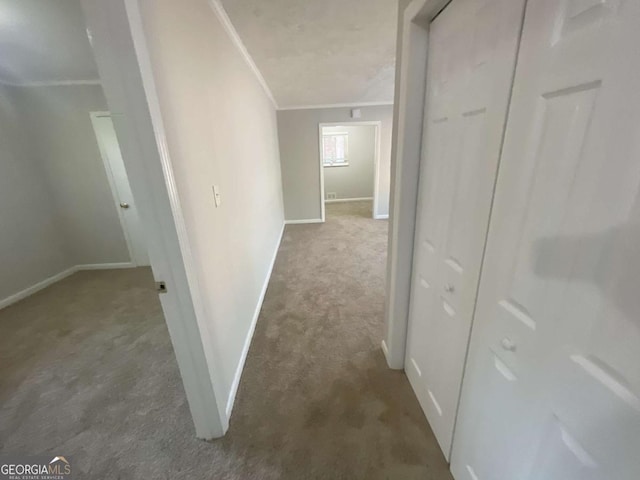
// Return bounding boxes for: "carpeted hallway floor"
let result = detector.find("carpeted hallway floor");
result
[0,201,452,479]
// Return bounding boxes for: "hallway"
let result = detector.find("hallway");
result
[229,200,451,478]
[0,202,451,479]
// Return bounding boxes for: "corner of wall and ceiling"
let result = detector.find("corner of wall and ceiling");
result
[277,100,394,112]
[0,78,102,88]
[206,0,279,110]
[203,1,394,113]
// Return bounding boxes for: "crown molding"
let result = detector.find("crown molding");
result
[277,100,394,111]
[207,0,278,109]
[0,79,101,87]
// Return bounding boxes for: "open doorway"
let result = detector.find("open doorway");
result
[318,121,381,221]
[0,0,225,470]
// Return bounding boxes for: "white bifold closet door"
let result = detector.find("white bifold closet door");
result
[451,1,640,479]
[404,0,526,459]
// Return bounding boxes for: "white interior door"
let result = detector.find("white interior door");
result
[91,113,149,266]
[451,1,640,479]
[404,0,526,459]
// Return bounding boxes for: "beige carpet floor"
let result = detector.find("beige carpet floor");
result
[0,201,452,479]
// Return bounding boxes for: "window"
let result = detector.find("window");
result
[322,132,349,167]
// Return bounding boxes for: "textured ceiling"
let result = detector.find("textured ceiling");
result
[0,0,98,84]
[220,0,398,108]
[0,0,397,103]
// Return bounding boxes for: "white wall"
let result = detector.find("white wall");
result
[13,85,130,266]
[277,104,393,221]
[0,82,135,306]
[322,125,375,200]
[0,84,73,301]
[135,0,285,411]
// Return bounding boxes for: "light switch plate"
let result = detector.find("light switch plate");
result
[212,185,221,207]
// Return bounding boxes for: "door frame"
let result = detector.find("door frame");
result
[90,110,142,266]
[82,0,227,439]
[383,0,451,368]
[318,120,383,221]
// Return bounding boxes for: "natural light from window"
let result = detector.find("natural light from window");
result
[322,132,349,167]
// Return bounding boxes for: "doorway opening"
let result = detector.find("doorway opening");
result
[318,121,382,221]
[0,0,225,464]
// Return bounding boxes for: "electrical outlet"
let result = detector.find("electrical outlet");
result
[327,192,337,200]
[212,185,221,207]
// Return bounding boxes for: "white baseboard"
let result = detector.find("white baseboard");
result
[0,266,77,310]
[374,214,389,220]
[284,218,323,225]
[0,262,137,310]
[381,339,390,363]
[76,262,135,270]
[325,197,373,204]
[225,222,285,417]
[381,339,404,370]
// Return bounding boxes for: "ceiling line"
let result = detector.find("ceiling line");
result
[0,79,102,87]
[207,0,279,109]
[278,101,394,111]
